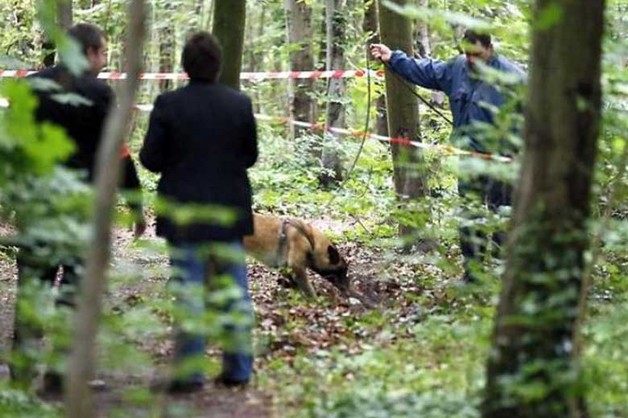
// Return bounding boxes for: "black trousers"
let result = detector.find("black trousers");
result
[458,176,512,282]
[10,243,81,386]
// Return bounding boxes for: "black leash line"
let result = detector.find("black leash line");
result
[324,47,455,207]
[323,45,373,207]
[380,60,454,126]
[343,46,373,183]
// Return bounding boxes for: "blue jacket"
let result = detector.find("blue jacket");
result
[389,51,526,152]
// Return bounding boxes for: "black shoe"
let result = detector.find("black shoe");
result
[151,378,204,394]
[37,372,107,396]
[35,371,64,399]
[42,371,64,395]
[462,272,477,283]
[213,374,249,389]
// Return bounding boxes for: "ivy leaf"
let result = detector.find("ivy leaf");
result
[533,2,564,31]
[382,1,492,32]
[0,54,29,69]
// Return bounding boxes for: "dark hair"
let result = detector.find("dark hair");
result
[182,32,222,82]
[462,29,492,48]
[67,23,105,55]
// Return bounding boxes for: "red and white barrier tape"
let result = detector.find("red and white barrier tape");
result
[111,104,512,163]
[0,99,511,163]
[252,114,512,163]
[0,69,384,80]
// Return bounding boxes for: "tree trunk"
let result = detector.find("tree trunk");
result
[412,0,431,58]
[284,0,315,139]
[320,0,347,187]
[483,1,605,418]
[247,6,266,113]
[363,0,388,137]
[212,0,246,90]
[64,1,146,416]
[57,0,72,31]
[158,3,175,91]
[415,0,444,107]
[377,0,428,239]
[42,0,73,67]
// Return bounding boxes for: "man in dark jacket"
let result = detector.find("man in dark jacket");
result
[370,30,526,283]
[140,31,258,393]
[11,23,146,392]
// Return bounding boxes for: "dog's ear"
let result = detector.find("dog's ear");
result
[327,245,341,265]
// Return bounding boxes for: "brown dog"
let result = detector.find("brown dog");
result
[244,213,370,305]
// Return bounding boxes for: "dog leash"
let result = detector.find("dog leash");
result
[380,59,454,126]
[323,44,374,208]
[276,218,317,266]
[276,219,289,267]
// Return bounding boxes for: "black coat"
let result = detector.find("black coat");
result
[30,65,112,181]
[30,65,143,207]
[139,81,258,243]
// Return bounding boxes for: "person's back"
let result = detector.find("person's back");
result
[141,81,257,242]
[440,53,525,152]
[30,64,112,180]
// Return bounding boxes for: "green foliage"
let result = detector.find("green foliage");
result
[383,0,492,33]
[0,1,625,416]
[312,390,479,418]
[0,388,59,417]
[0,80,74,180]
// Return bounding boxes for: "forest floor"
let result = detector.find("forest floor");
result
[2,212,626,418]
[0,215,452,418]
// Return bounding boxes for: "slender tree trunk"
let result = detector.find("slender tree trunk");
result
[247,6,266,113]
[57,0,72,31]
[363,0,388,137]
[207,0,215,30]
[284,0,315,139]
[158,3,175,91]
[415,0,444,108]
[320,0,347,187]
[212,0,246,90]
[483,1,605,418]
[42,0,73,67]
[64,1,146,416]
[377,0,428,239]
[417,0,430,57]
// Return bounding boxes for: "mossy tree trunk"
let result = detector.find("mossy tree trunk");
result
[483,1,606,417]
[377,0,428,241]
[212,0,246,90]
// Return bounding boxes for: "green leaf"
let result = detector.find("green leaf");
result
[533,2,564,30]
[382,1,492,32]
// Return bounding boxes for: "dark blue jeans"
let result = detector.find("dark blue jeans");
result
[458,176,512,282]
[170,240,253,383]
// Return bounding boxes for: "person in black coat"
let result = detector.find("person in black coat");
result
[140,31,258,393]
[11,23,146,392]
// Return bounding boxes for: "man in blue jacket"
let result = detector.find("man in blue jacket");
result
[370,30,526,283]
